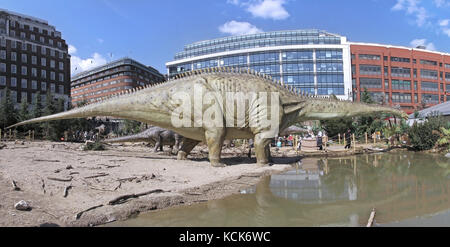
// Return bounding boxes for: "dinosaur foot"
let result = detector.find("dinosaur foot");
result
[210,160,226,167]
[256,161,273,167]
[177,151,188,160]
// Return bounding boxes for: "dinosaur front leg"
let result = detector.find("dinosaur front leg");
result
[205,128,226,167]
[177,138,200,160]
[254,133,272,166]
[154,135,163,152]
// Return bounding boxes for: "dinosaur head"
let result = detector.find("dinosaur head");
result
[296,98,408,121]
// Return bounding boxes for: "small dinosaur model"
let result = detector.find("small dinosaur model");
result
[9,67,408,166]
[103,126,183,153]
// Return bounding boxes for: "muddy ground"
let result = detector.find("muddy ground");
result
[0,141,297,227]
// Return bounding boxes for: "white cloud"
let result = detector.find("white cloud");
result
[68,44,77,55]
[439,19,449,26]
[69,44,107,75]
[442,27,450,37]
[246,0,289,20]
[219,20,263,35]
[410,38,436,50]
[391,0,429,27]
[433,0,450,7]
[226,0,241,5]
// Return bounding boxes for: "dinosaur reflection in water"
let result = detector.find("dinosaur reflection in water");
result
[109,152,450,227]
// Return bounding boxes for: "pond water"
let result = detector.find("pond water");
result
[108,152,450,227]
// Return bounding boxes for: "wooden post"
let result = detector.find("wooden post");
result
[353,133,356,152]
[9,129,12,140]
[32,130,35,141]
[338,133,341,145]
[365,132,368,145]
[28,130,31,141]
[373,133,376,144]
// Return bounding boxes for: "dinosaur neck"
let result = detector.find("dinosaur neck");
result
[297,99,404,121]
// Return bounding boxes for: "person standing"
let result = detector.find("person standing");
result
[345,129,351,149]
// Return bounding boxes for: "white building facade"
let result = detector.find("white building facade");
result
[166,30,352,100]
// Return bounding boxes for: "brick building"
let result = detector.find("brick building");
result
[0,9,71,108]
[350,43,450,114]
[70,57,165,106]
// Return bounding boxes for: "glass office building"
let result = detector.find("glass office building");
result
[166,30,352,99]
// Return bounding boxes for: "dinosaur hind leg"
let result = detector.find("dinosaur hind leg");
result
[177,138,200,160]
[205,128,226,167]
[254,133,273,166]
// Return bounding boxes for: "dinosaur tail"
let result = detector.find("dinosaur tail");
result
[7,91,155,129]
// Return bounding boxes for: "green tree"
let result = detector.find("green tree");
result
[122,119,141,135]
[0,87,18,130]
[17,99,30,133]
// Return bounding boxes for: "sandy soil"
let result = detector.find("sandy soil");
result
[0,140,296,227]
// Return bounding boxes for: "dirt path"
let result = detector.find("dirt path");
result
[0,141,293,227]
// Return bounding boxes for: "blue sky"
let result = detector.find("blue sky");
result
[2,0,449,75]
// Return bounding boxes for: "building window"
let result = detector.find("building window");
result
[359,78,382,89]
[421,81,439,92]
[59,62,64,70]
[0,75,5,85]
[41,46,46,55]
[422,94,439,104]
[420,69,438,80]
[391,80,411,90]
[0,50,5,59]
[41,57,46,66]
[11,52,16,61]
[50,83,55,93]
[31,34,35,41]
[59,85,64,94]
[32,80,37,89]
[11,64,16,74]
[32,44,37,53]
[40,36,44,43]
[59,73,64,82]
[21,42,27,51]
[50,60,55,68]
[41,81,47,91]
[11,77,17,87]
[50,50,55,57]
[41,70,46,79]
[392,93,412,103]
[359,65,381,75]
[32,56,37,65]
[358,54,380,60]
[21,54,27,63]
[420,59,437,66]
[0,62,5,72]
[21,66,27,75]
[21,79,27,89]
[50,71,55,80]
[390,57,410,63]
[31,67,37,77]
[391,67,411,78]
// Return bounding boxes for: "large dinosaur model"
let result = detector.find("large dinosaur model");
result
[104,126,183,153]
[8,67,408,166]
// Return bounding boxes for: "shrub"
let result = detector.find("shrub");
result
[83,141,106,151]
[407,116,446,151]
